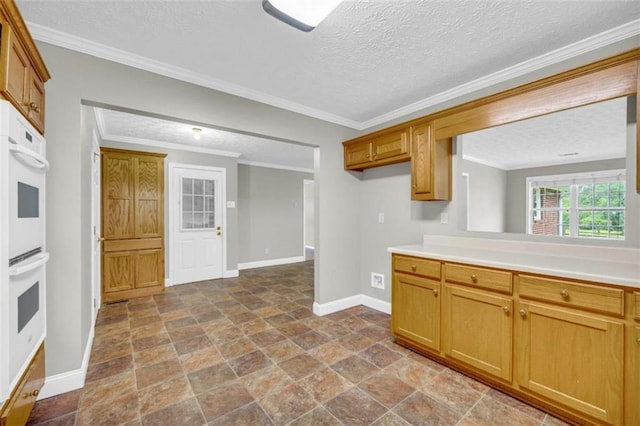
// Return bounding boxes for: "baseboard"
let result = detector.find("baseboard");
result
[38,323,94,400]
[165,277,174,287]
[313,294,391,316]
[223,269,239,278]
[238,256,306,271]
[304,245,315,250]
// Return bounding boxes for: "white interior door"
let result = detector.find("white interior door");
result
[171,165,225,285]
[90,132,101,319]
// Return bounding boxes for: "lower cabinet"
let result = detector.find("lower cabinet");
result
[516,302,623,425]
[392,272,440,352]
[442,284,512,382]
[390,253,637,425]
[0,344,45,426]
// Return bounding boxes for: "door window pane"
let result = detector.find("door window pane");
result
[181,177,216,230]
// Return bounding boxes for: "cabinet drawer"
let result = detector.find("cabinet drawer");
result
[444,263,512,294]
[393,255,441,280]
[519,275,624,316]
[1,344,45,426]
[634,291,640,321]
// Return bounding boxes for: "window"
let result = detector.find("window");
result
[527,170,625,240]
[181,177,216,230]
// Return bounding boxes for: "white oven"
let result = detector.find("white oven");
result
[0,100,48,396]
[6,105,48,265]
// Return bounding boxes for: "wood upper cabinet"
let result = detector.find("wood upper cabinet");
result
[411,121,452,201]
[343,127,410,171]
[516,301,623,425]
[0,2,50,134]
[101,148,166,303]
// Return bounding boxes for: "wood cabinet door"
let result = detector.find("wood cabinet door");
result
[411,122,432,197]
[344,141,372,169]
[134,155,164,238]
[517,302,623,425]
[626,326,640,426]
[103,152,135,239]
[392,272,440,351]
[1,27,29,111]
[27,70,44,132]
[372,129,409,162]
[443,284,513,381]
[103,251,135,294]
[135,249,163,288]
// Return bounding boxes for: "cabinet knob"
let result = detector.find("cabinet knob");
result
[432,288,438,296]
[29,102,41,113]
[560,289,569,299]
[519,309,526,317]
[502,306,510,314]
[636,337,640,345]
[22,389,39,399]
[411,264,417,272]
[470,274,478,283]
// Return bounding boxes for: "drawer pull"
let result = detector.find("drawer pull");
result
[432,288,438,296]
[470,274,478,283]
[519,309,526,317]
[637,338,640,345]
[411,264,417,272]
[560,289,569,299]
[502,306,510,314]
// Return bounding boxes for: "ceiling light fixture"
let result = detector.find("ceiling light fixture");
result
[262,0,343,32]
[192,127,202,140]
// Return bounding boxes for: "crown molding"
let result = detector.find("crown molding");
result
[238,160,314,174]
[28,22,361,129]
[31,19,640,132]
[361,19,640,129]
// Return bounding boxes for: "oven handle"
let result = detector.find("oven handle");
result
[9,252,50,277]
[8,137,50,172]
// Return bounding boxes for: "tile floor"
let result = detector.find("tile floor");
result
[27,261,569,426]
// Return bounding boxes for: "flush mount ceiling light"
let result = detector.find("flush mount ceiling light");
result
[192,127,202,140]
[262,0,343,32]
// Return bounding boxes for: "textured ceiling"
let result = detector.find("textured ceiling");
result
[18,0,640,128]
[95,108,315,171]
[461,97,628,170]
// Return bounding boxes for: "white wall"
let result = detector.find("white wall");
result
[39,42,359,378]
[304,180,315,248]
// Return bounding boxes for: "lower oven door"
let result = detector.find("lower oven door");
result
[8,253,48,386]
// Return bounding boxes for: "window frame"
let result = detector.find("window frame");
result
[526,169,626,240]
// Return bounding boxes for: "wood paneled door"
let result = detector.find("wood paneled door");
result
[101,148,166,303]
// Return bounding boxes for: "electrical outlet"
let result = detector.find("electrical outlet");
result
[440,212,448,224]
[378,213,385,223]
[371,273,385,289]
[264,248,270,254]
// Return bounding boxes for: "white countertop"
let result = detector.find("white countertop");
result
[388,236,640,288]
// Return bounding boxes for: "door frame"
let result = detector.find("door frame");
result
[303,179,314,254]
[168,162,227,285]
[90,129,101,320]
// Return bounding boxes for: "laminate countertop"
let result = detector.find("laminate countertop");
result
[388,235,640,288]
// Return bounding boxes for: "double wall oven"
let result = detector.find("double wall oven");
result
[0,100,48,402]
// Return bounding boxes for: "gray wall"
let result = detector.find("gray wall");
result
[39,42,359,377]
[237,165,312,264]
[99,138,239,276]
[304,181,315,248]
[461,159,507,233]
[505,158,627,234]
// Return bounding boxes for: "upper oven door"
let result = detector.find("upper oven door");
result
[7,114,48,263]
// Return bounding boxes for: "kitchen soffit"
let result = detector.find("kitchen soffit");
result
[18,1,640,130]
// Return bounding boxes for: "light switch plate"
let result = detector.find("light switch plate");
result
[371,273,385,289]
[227,201,236,208]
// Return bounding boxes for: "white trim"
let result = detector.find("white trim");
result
[462,154,507,171]
[169,163,228,285]
[238,160,314,174]
[223,269,239,278]
[26,20,638,131]
[312,294,391,316]
[238,256,306,270]
[360,20,640,129]
[304,245,315,250]
[28,22,360,130]
[38,325,94,400]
